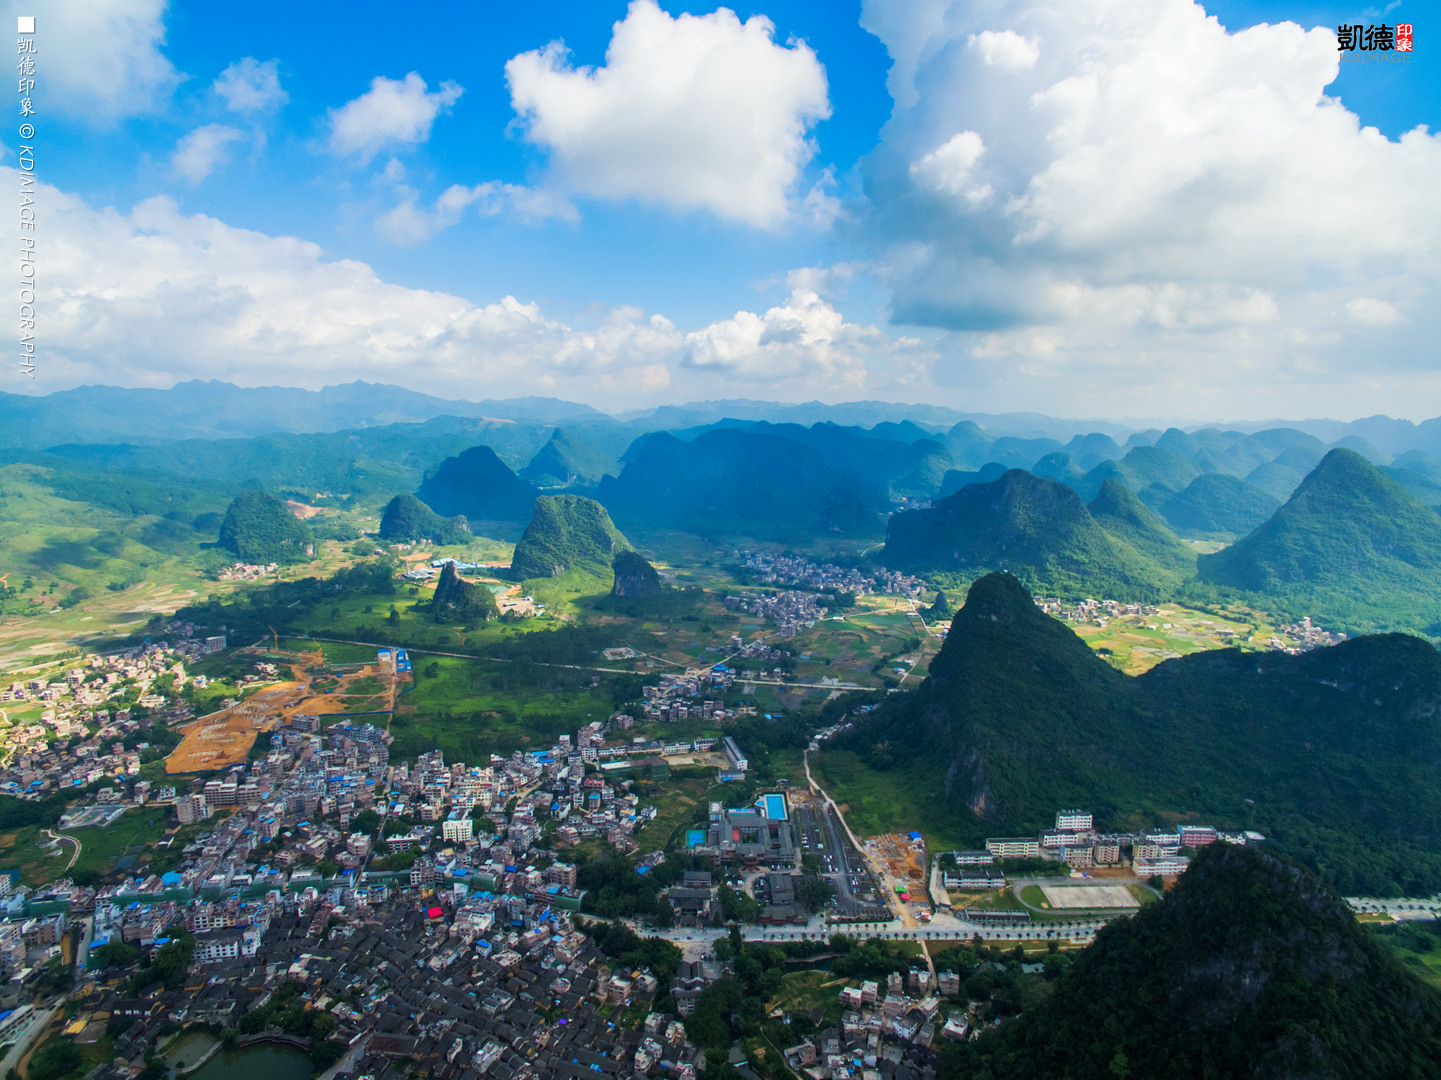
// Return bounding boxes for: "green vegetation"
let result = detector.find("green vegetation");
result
[377,493,470,544]
[609,549,661,599]
[837,571,1441,895]
[944,845,1441,1079]
[428,562,499,625]
[1158,472,1280,537]
[884,470,1194,600]
[415,444,539,525]
[520,426,623,488]
[1197,448,1441,631]
[510,494,631,580]
[217,490,313,564]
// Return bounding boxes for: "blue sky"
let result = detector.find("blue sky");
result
[3,0,1438,419]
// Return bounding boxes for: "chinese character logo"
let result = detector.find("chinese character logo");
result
[1336,22,1414,52]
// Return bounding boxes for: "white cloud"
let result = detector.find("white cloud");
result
[329,73,463,162]
[214,57,287,112]
[909,132,991,202]
[171,124,244,183]
[968,29,1039,69]
[1346,297,1402,326]
[0,169,682,396]
[1,168,925,404]
[856,0,1441,414]
[376,182,578,245]
[2,0,179,119]
[683,290,882,384]
[505,0,831,228]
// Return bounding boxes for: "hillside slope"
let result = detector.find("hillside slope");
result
[510,495,631,580]
[883,470,1188,596]
[1198,449,1441,627]
[842,571,1441,894]
[416,445,539,525]
[958,844,1441,1079]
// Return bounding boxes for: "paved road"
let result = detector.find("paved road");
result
[0,1005,60,1077]
[306,636,868,691]
[43,828,80,872]
[804,748,911,925]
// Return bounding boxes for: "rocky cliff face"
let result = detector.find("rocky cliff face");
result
[610,550,661,599]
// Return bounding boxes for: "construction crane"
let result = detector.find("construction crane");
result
[268,625,279,653]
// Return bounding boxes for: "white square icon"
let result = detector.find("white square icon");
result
[17,16,35,33]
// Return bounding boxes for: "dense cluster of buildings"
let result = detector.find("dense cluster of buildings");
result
[1271,617,1346,652]
[1034,597,1162,625]
[216,562,278,582]
[781,968,974,1077]
[733,551,925,600]
[724,590,830,637]
[20,882,712,1080]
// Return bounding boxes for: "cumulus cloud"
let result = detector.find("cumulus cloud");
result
[3,0,179,119]
[0,168,680,396]
[856,0,1441,414]
[505,0,831,228]
[214,57,287,111]
[684,290,885,385]
[171,124,245,182]
[968,29,1039,69]
[1,168,921,403]
[329,72,463,162]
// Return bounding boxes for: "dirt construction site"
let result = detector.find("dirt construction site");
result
[863,832,931,922]
[166,650,402,773]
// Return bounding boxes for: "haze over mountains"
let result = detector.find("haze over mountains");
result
[11,380,1441,634]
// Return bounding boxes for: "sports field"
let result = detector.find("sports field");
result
[1041,884,1140,909]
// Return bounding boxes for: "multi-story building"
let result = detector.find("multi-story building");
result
[1056,810,1093,832]
[985,837,1040,859]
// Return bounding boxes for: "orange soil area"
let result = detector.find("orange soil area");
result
[167,651,398,773]
[166,682,306,774]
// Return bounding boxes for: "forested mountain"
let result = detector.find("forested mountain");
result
[882,470,1193,596]
[217,490,313,564]
[952,844,1441,1079]
[377,494,469,545]
[416,446,540,525]
[841,571,1441,894]
[46,416,555,497]
[510,495,631,580]
[598,428,890,541]
[520,427,624,489]
[1198,449,1441,628]
[1158,473,1281,536]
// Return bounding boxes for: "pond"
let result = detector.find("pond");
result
[162,1031,217,1070]
[188,1042,313,1080]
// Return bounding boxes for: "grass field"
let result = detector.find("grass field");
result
[1070,602,1310,675]
[635,774,716,851]
[808,748,969,850]
[767,970,850,1024]
[0,824,66,886]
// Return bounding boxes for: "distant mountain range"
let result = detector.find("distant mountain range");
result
[14,380,1441,459]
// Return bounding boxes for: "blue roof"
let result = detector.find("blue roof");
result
[909,831,923,840]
